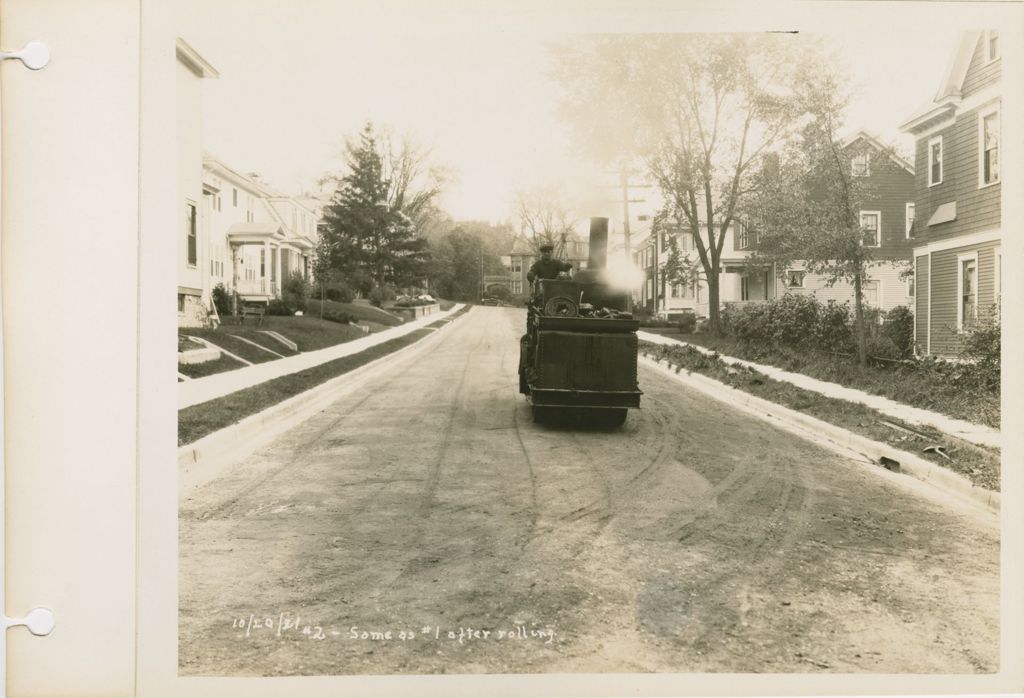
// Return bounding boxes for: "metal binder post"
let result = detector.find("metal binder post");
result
[0,41,49,70]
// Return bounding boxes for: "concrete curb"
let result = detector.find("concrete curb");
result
[639,353,1000,514]
[637,331,1000,450]
[178,307,472,495]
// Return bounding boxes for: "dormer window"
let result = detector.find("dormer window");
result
[851,153,870,177]
[985,30,999,63]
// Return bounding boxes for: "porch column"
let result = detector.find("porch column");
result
[274,244,282,297]
[263,239,271,295]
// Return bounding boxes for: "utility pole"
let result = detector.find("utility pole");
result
[600,166,652,312]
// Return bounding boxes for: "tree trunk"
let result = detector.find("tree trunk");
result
[854,271,867,366]
[708,260,721,334]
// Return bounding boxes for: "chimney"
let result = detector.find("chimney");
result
[587,217,609,270]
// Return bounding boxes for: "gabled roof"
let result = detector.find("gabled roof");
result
[840,129,915,174]
[900,31,984,133]
[203,155,265,195]
[935,31,984,102]
[175,38,219,79]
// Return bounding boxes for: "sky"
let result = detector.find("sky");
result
[176,1,1008,223]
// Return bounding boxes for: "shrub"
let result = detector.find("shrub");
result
[677,312,696,333]
[768,293,820,347]
[266,298,293,316]
[281,276,309,313]
[960,305,1000,389]
[321,309,358,325]
[722,302,771,345]
[814,300,853,353]
[211,283,234,317]
[368,284,397,308]
[865,335,902,363]
[881,305,915,359]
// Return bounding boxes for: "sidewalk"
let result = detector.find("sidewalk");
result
[637,331,1000,450]
[179,305,465,409]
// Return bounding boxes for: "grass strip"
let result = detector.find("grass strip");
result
[641,341,999,491]
[643,330,999,429]
[179,329,433,446]
[178,354,248,379]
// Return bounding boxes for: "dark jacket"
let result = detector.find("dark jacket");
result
[527,257,573,283]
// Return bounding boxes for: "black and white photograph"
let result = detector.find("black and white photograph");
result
[4,0,1021,695]
[168,2,1012,680]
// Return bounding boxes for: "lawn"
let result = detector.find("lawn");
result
[211,315,369,351]
[179,329,433,445]
[641,341,999,491]
[182,329,293,364]
[642,330,999,429]
[306,299,404,327]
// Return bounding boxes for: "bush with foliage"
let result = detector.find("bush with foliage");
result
[881,305,915,360]
[677,313,696,333]
[813,300,853,353]
[368,284,397,308]
[321,308,359,325]
[266,299,292,316]
[765,293,820,347]
[281,277,309,313]
[721,302,771,345]
[960,305,1000,389]
[211,283,234,317]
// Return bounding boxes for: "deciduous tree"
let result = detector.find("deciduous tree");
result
[553,33,825,332]
[741,72,895,366]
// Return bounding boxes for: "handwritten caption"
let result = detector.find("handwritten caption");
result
[231,613,556,645]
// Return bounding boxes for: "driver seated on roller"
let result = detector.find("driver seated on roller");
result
[527,243,573,285]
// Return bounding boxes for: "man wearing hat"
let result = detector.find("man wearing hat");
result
[526,242,573,284]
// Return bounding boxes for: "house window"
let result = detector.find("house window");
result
[177,293,185,313]
[905,203,915,238]
[907,271,915,297]
[928,136,943,186]
[863,280,880,309]
[985,30,999,62]
[980,107,1000,186]
[958,253,978,330]
[785,270,805,288]
[638,214,649,222]
[232,188,238,207]
[851,153,870,177]
[185,202,197,266]
[859,211,881,247]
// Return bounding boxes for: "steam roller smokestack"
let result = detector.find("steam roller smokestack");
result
[588,217,608,270]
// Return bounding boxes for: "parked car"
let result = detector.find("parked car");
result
[481,297,500,306]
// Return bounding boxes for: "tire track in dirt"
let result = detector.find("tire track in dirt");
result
[182,363,424,521]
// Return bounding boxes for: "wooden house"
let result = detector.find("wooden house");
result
[900,30,1002,356]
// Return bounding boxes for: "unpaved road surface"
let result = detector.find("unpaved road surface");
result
[179,306,999,675]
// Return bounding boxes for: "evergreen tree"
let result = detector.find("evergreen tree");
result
[320,123,430,289]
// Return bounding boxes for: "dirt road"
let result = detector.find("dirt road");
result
[179,306,999,675]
